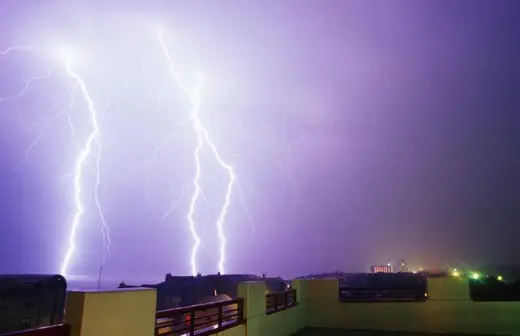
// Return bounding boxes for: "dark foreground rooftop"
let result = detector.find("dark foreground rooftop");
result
[294,328,491,336]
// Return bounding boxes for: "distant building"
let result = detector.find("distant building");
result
[119,273,287,311]
[0,275,67,334]
[399,259,408,272]
[370,265,392,273]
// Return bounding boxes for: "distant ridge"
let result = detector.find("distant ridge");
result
[480,264,520,280]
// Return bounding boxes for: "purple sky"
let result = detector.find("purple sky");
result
[0,0,519,283]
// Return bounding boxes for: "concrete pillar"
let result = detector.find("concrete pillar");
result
[291,279,309,324]
[237,281,267,336]
[428,277,470,300]
[64,288,157,336]
[299,279,339,328]
[305,279,339,302]
[291,280,304,302]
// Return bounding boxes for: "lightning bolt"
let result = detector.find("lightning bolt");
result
[0,44,111,276]
[158,30,235,275]
[60,57,110,276]
[94,144,111,265]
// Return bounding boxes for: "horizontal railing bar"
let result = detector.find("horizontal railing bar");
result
[0,325,70,336]
[193,320,245,336]
[156,319,244,336]
[155,297,245,336]
[265,289,298,315]
[156,310,240,323]
[339,298,428,302]
[156,314,240,325]
[156,299,241,318]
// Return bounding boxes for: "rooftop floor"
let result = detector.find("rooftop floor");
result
[294,328,483,336]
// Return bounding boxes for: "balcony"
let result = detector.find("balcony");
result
[4,277,520,336]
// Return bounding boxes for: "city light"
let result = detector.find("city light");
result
[470,272,481,280]
[497,275,503,281]
[451,269,460,277]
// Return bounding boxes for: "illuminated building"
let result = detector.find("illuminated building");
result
[370,265,392,273]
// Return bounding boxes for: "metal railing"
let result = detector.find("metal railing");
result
[338,288,428,302]
[0,325,70,336]
[155,298,245,336]
[338,273,428,302]
[265,289,297,315]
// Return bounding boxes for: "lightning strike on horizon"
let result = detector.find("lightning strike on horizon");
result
[158,30,235,276]
[0,43,111,276]
[60,57,110,276]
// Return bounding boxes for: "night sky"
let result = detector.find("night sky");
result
[0,1,519,284]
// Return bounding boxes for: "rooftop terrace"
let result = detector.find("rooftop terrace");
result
[3,277,520,336]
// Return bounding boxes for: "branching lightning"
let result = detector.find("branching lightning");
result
[94,144,111,265]
[0,46,53,104]
[0,45,32,55]
[60,58,110,277]
[1,44,111,277]
[158,30,235,275]
[0,69,54,104]
[15,101,71,168]
[2,23,253,278]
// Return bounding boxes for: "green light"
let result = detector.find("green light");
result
[497,275,503,281]
[470,272,481,280]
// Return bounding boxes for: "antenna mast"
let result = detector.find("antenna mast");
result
[97,265,103,289]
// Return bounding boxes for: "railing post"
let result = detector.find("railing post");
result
[218,303,223,328]
[285,290,289,308]
[63,324,71,336]
[238,298,244,322]
[189,310,195,336]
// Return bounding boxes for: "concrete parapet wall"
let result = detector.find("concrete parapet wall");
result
[301,278,520,335]
[63,282,303,336]
[64,287,157,336]
[237,280,306,336]
[62,277,520,336]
